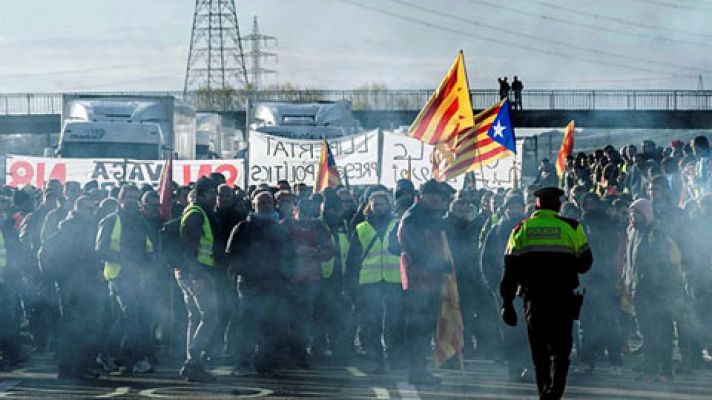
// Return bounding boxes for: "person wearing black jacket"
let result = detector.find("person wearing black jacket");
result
[397,179,451,385]
[481,194,530,380]
[95,184,155,375]
[44,196,102,379]
[226,191,293,376]
[176,177,221,382]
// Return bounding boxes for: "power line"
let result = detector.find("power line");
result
[389,0,711,75]
[338,0,697,79]
[525,0,712,41]
[464,0,710,47]
[627,0,712,12]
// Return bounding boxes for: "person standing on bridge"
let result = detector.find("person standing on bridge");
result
[500,187,592,400]
[512,76,524,110]
[498,77,510,100]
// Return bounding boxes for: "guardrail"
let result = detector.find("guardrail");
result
[2,89,712,115]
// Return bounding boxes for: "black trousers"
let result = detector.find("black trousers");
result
[524,298,575,400]
[403,289,439,375]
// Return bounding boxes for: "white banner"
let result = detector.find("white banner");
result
[381,131,463,189]
[248,130,379,186]
[5,155,245,190]
[381,131,522,190]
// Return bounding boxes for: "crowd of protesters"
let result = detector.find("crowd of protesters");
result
[0,134,711,385]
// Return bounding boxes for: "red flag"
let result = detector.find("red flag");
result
[555,120,575,177]
[158,154,173,221]
[315,139,341,192]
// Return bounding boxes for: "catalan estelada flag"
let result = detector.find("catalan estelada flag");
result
[434,231,464,368]
[555,120,575,177]
[408,51,474,145]
[315,139,341,192]
[157,153,173,221]
[441,98,516,180]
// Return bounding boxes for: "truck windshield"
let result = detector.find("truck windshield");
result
[60,143,160,160]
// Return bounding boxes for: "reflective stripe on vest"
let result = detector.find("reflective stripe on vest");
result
[356,220,401,285]
[322,232,349,279]
[103,215,154,281]
[180,205,215,267]
[0,231,6,269]
[505,209,588,257]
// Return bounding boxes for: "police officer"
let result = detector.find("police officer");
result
[500,187,592,400]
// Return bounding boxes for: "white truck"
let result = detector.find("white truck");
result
[56,94,196,160]
[250,101,361,139]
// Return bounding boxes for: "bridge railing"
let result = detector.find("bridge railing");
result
[2,89,712,115]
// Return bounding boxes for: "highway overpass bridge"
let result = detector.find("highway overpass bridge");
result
[2,89,712,135]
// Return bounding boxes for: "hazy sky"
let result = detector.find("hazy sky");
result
[1,0,711,92]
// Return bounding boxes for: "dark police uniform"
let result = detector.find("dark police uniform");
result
[500,187,593,400]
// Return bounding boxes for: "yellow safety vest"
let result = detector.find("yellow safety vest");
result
[0,231,6,269]
[103,215,154,281]
[356,220,401,285]
[322,231,349,279]
[505,209,589,257]
[180,204,215,267]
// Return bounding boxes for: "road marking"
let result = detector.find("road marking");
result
[372,387,390,399]
[0,380,20,393]
[95,386,130,398]
[346,367,367,377]
[396,381,422,400]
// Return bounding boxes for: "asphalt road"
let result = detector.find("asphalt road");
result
[1,354,712,399]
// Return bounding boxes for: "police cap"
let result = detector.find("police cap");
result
[533,186,565,199]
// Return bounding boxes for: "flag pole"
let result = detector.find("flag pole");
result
[460,50,487,190]
[407,155,412,181]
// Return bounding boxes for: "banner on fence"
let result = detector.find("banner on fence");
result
[248,130,379,186]
[4,155,245,190]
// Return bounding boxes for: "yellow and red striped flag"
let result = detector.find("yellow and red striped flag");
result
[434,231,464,368]
[408,51,474,145]
[315,138,341,192]
[555,120,575,177]
[441,98,516,180]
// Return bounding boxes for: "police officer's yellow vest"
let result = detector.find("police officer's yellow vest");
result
[180,204,215,267]
[356,220,401,285]
[322,231,349,279]
[0,231,6,269]
[505,209,589,257]
[104,215,154,281]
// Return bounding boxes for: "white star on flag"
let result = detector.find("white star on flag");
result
[492,121,506,138]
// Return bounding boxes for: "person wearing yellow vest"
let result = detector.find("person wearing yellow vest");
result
[501,187,593,400]
[176,177,219,383]
[95,184,155,375]
[314,189,353,360]
[345,191,401,374]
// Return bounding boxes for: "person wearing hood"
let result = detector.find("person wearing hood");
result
[624,198,685,382]
[42,196,101,379]
[481,193,529,380]
[175,177,221,382]
[345,191,402,374]
[95,184,155,375]
[226,190,293,377]
[578,193,623,375]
